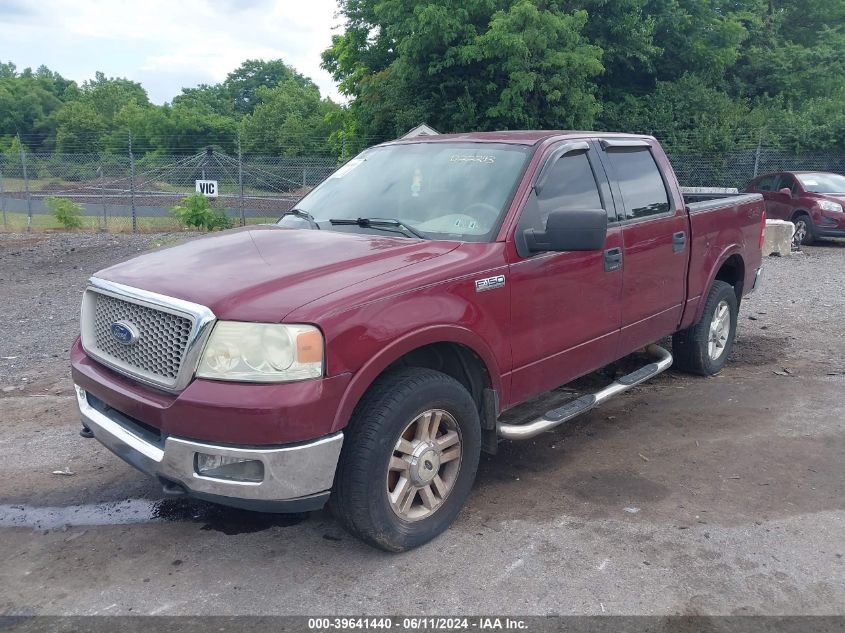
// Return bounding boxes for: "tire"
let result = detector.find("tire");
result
[792,213,815,246]
[672,280,738,376]
[330,367,481,552]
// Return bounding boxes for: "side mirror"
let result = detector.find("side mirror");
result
[778,187,792,196]
[524,208,607,253]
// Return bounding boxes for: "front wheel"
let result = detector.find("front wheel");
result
[330,367,481,551]
[672,280,738,376]
[792,213,815,246]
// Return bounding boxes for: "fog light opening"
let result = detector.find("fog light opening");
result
[195,453,265,483]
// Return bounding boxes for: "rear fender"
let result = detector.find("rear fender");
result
[690,246,744,325]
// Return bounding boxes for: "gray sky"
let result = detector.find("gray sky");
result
[0,0,343,102]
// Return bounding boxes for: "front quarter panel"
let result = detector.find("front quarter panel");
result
[285,243,513,433]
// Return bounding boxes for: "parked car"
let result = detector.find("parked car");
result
[744,171,845,245]
[71,132,765,551]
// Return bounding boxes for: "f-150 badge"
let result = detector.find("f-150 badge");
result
[475,275,506,293]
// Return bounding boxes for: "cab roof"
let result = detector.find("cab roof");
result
[383,130,654,146]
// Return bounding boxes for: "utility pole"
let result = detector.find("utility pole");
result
[17,134,32,232]
[128,131,137,233]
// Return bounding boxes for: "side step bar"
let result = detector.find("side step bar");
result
[497,344,673,440]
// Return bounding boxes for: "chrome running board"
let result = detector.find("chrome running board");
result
[497,344,673,440]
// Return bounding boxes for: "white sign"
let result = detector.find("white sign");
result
[195,180,218,197]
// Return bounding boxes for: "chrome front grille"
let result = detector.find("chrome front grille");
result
[80,278,216,392]
[93,293,193,381]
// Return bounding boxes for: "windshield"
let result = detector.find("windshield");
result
[282,142,532,241]
[796,173,845,194]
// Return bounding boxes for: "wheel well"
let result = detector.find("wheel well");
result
[714,254,745,303]
[386,342,492,412]
[791,209,810,222]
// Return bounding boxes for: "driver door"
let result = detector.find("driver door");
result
[507,142,623,405]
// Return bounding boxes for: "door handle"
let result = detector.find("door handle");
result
[604,247,622,272]
[672,231,686,253]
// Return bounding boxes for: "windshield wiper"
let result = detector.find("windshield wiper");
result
[279,208,320,229]
[328,217,425,239]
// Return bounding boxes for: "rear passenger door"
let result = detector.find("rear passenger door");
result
[597,139,688,355]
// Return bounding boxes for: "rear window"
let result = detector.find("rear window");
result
[605,148,670,219]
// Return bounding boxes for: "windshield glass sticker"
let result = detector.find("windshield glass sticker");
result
[411,168,423,197]
[331,158,365,178]
[450,154,496,164]
[454,218,479,229]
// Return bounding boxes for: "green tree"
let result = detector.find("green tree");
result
[0,62,76,150]
[323,0,604,141]
[222,59,314,115]
[240,78,342,156]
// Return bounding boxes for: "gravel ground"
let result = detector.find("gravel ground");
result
[0,232,198,392]
[0,231,843,617]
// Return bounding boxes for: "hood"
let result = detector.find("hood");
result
[96,226,459,322]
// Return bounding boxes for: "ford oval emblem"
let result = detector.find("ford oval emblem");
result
[110,320,140,346]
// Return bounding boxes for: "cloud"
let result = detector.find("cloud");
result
[1,0,343,103]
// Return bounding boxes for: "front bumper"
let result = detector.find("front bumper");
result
[75,385,343,512]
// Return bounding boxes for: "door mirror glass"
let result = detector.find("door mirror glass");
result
[524,208,607,253]
[778,187,792,196]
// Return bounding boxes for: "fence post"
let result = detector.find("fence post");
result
[238,134,245,227]
[18,135,32,232]
[302,165,307,188]
[128,131,137,233]
[753,135,763,178]
[98,163,107,230]
[0,160,6,230]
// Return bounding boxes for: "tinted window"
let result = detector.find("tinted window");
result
[521,151,604,231]
[605,148,670,219]
[755,175,777,191]
[778,174,797,193]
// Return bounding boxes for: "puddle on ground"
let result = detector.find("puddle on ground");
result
[0,497,307,534]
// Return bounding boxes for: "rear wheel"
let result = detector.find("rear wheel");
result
[792,213,815,246]
[330,367,481,551]
[672,280,738,376]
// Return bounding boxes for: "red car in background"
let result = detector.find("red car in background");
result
[745,171,845,245]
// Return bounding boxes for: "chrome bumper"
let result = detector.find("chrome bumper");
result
[75,385,343,511]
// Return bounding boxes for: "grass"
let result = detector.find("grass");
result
[0,211,280,233]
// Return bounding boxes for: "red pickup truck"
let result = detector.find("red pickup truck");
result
[72,131,765,551]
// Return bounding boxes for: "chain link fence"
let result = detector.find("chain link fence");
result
[2,138,844,233]
[667,147,845,189]
[0,148,338,232]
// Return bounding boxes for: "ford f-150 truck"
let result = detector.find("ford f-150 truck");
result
[72,131,765,551]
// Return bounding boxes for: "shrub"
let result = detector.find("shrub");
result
[170,193,232,231]
[45,196,84,229]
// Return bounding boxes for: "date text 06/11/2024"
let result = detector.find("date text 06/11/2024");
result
[307,617,529,630]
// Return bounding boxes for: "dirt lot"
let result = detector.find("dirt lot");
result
[0,231,843,616]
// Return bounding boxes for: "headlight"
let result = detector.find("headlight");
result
[197,322,323,382]
[818,200,843,213]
